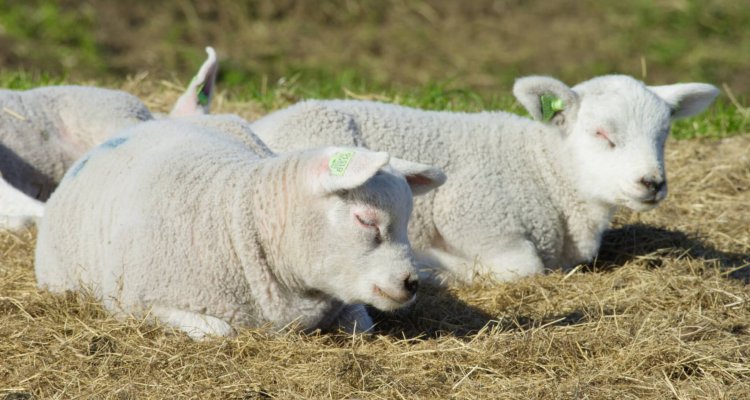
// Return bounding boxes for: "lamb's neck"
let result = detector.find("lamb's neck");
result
[532,129,616,265]
[232,155,304,290]
[226,155,340,328]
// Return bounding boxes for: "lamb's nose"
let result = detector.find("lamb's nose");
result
[640,176,665,193]
[404,277,419,296]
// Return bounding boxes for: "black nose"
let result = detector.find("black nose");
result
[404,277,418,296]
[640,177,665,193]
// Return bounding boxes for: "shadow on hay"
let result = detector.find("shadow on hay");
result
[592,223,750,281]
[365,283,496,339]
[366,287,607,338]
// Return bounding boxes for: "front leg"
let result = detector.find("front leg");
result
[334,304,374,334]
[417,239,544,284]
[150,306,235,340]
[0,176,44,231]
[477,239,545,282]
[431,172,548,283]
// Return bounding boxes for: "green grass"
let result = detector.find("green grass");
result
[223,69,748,140]
[0,70,66,90]
[223,67,521,113]
[672,97,750,139]
[2,68,746,140]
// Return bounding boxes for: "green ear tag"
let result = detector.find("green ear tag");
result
[329,150,355,176]
[197,84,209,106]
[540,94,565,122]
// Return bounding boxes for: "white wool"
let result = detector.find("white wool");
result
[35,119,445,339]
[250,74,719,283]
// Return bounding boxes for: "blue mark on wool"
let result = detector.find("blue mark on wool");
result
[68,136,128,179]
[101,137,128,149]
[69,157,89,178]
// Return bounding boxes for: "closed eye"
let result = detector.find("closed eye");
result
[595,128,616,148]
[355,214,382,244]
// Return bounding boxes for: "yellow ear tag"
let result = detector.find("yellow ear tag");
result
[329,150,355,176]
[541,94,565,122]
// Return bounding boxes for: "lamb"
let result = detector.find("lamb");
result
[0,47,218,229]
[34,118,446,339]
[250,74,719,283]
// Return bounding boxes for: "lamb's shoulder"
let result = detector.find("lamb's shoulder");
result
[525,134,615,267]
[475,124,571,265]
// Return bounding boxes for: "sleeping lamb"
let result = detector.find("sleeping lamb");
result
[35,118,446,339]
[0,47,218,229]
[250,75,719,283]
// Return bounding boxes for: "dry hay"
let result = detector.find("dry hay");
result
[1,129,749,399]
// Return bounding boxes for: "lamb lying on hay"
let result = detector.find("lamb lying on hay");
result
[35,117,445,339]
[251,75,719,283]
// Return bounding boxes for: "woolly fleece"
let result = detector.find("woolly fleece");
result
[35,119,445,338]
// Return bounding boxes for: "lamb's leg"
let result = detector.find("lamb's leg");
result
[0,176,44,231]
[417,241,544,284]
[431,174,546,283]
[477,239,545,282]
[414,248,475,285]
[334,304,374,334]
[150,306,235,340]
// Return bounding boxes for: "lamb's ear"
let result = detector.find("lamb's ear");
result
[315,148,390,193]
[170,47,219,117]
[513,76,579,124]
[647,83,719,119]
[388,157,446,196]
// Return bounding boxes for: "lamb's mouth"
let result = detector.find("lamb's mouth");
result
[373,285,410,304]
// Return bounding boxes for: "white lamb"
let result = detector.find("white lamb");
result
[0,47,218,230]
[250,75,720,283]
[34,118,446,339]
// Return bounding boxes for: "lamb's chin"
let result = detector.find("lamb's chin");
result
[623,197,662,212]
[368,286,415,311]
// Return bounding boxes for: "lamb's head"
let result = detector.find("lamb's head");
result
[293,147,446,311]
[514,74,719,211]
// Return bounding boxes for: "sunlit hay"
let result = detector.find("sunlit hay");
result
[1,128,748,399]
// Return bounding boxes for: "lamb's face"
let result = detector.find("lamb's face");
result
[313,170,419,311]
[514,74,718,213]
[567,77,672,211]
[297,148,444,312]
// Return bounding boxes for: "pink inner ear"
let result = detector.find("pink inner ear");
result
[405,174,432,187]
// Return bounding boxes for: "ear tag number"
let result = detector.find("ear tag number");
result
[329,150,355,176]
[541,94,565,122]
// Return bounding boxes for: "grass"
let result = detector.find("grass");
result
[2,0,750,93]
[4,68,745,141]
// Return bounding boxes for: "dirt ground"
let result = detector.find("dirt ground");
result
[0,106,748,398]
